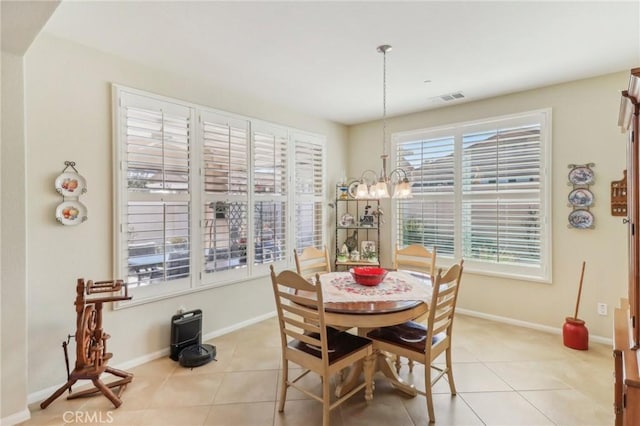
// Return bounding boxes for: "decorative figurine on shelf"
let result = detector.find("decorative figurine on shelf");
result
[350,249,360,262]
[338,244,349,262]
[360,205,374,227]
[372,205,384,224]
[344,230,358,253]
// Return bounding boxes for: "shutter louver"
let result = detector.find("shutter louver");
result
[202,118,249,194]
[462,124,542,266]
[126,202,190,286]
[254,131,288,195]
[396,134,455,255]
[126,107,190,193]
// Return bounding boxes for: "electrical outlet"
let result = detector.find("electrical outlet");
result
[597,303,607,316]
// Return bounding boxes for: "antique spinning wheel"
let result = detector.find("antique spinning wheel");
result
[40,278,133,409]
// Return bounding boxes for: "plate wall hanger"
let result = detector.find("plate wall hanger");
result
[55,160,88,225]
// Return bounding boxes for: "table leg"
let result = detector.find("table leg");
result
[376,351,417,397]
[334,351,417,398]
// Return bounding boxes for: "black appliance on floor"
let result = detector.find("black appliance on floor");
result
[170,309,216,367]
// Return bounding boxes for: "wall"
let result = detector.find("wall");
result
[1,51,30,423]
[348,71,630,340]
[23,35,348,394]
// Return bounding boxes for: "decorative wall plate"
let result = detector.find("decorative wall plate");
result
[56,200,88,226]
[55,172,87,197]
[568,188,594,207]
[568,166,594,185]
[347,180,360,199]
[568,209,594,229]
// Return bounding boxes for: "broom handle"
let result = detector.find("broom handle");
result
[573,261,586,319]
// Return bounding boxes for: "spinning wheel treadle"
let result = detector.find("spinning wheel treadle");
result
[40,278,133,409]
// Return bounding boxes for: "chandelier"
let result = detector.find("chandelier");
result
[355,45,412,199]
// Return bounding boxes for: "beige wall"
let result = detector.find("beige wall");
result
[23,35,348,394]
[349,72,629,339]
[1,51,29,422]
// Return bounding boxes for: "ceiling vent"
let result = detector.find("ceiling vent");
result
[439,91,465,102]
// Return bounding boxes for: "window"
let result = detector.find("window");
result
[114,86,325,302]
[393,110,551,282]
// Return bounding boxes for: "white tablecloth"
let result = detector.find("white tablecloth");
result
[319,271,432,304]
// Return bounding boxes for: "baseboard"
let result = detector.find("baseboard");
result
[27,311,277,405]
[1,408,30,426]
[456,308,612,345]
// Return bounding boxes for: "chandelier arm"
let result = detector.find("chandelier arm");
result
[388,168,408,184]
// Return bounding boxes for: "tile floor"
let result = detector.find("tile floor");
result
[22,314,614,425]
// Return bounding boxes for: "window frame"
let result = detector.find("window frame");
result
[391,109,552,283]
[112,85,326,306]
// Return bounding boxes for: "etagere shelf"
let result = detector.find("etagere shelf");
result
[334,185,381,271]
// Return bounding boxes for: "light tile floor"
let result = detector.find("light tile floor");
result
[22,315,614,425]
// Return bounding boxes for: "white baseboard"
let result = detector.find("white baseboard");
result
[1,408,30,426]
[27,311,277,405]
[456,308,612,345]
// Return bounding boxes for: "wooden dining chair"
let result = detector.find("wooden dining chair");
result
[269,265,374,426]
[294,245,331,281]
[394,244,437,278]
[393,244,437,372]
[367,260,464,424]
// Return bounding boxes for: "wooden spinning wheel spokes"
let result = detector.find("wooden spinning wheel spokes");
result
[77,304,98,366]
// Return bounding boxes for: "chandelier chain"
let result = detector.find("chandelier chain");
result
[382,47,387,157]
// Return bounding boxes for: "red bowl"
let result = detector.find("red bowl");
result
[350,267,388,286]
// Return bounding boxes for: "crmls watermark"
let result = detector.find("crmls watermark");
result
[63,411,114,424]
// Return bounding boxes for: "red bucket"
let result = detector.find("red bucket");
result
[562,317,588,350]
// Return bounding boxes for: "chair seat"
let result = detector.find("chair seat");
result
[367,321,445,353]
[289,330,371,363]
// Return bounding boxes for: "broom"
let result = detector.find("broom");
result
[562,261,589,350]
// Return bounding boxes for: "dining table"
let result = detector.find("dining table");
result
[313,270,433,398]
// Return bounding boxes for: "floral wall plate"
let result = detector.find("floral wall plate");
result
[56,200,88,225]
[55,172,87,197]
[568,188,594,207]
[568,166,594,185]
[568,209,593,229]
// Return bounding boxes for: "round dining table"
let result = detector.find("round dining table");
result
[314,271,433,398]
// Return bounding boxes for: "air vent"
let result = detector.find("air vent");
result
[439,91,465,102]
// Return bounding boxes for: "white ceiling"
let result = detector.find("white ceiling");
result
[39,1,640,125]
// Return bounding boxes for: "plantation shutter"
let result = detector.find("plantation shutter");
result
[293,134,325,251]
[253,124,288,265]
[201,112,250,277]
[461,122,542,265]
[120,92,192,288]
[395,132,456,255]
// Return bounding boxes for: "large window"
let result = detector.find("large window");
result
[393,110,551,282]
[114,86,325,302]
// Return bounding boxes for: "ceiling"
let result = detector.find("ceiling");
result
[26,2,640,124]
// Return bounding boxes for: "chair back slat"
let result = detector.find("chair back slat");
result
[426,261,463,345]
[394,244,437,277]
